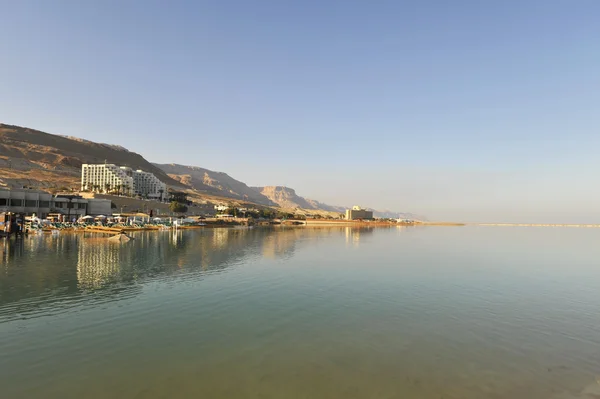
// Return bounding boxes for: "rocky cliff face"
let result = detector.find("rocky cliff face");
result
[251,186,346,213]
[251,186,316,210]
[154,163,275,206]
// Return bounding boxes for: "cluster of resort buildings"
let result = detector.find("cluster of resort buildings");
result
[1,163,169,219]
[81,163,167,201]
[2,162,384,222]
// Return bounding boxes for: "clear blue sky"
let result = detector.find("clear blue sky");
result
[2,0,600,223]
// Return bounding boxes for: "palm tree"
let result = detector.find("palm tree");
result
[158,188,164,202]
[104,183,111,194]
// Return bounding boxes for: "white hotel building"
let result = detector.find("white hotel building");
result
[81,164,167,201]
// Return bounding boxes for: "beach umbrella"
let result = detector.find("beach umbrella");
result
[153,217,162,221]
[82,215,94,219]
[95,215,107,219]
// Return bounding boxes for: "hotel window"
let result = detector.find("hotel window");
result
[10,199,23,206]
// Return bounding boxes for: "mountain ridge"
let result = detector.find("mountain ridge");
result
[0,123,177,185]
[251,186,346,214]
[0,122,417,218]
[153,163,276,206]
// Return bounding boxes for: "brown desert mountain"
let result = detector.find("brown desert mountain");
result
[0,122,413,218]
[0,123,178,190]
[153,163,275,206]
[251,186,346,213]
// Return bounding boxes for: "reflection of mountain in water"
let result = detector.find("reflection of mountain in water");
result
[261,228,305,260]
[0,227,389,321]
[0,228,313,321]
[77,238,132,290]
[344,226,375,247]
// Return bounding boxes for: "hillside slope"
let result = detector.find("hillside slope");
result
[0,123,179,189]
[154,163,275,206]
[252,186,346,214]
[251,186,315,210]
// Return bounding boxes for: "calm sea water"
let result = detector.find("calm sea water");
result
[1,226,600,399]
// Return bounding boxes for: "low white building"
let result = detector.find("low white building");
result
[0,188,52,217]
[0,188,113,218]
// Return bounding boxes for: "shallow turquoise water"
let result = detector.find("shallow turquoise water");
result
[1,226,600,398]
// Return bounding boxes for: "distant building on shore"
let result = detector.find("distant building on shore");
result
[214,204,229,212]
[345,206,374,220]
[0,187,111,218]
[0,188,52,217]
[81,163,167,201]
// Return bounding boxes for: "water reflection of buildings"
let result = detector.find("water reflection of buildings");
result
[76,232,182,290]
[212,228,231,250]
[261,228,301,260]
[4,228,333,298]
[0,237,24,265]
[74,229,267,292]
[1,233,81,266]
[1,235,83,320]
[1,227,367,321]
[77,238,131,290]
[344,227,374,247]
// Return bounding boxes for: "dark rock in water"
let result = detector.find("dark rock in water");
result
[108,233,133,242]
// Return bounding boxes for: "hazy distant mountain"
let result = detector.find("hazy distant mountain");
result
[253,186,421,219]
[304,198,346,213]
[369,209,426,220]
[0,123,179,189]
[154,163,276,206]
